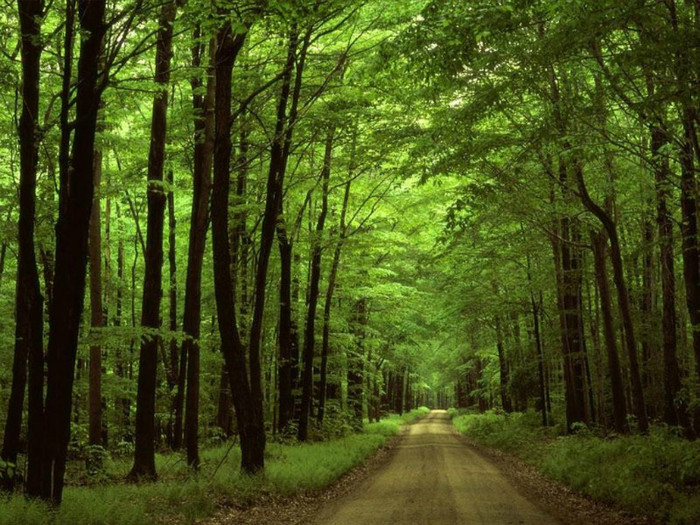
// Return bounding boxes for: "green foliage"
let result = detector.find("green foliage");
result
[452,412,700,524]
[0,426,397,525]
[0,459,19,488]
[365,407,430,436]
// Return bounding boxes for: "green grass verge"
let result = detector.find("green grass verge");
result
[0,408,429,525]
[451,410,700,524]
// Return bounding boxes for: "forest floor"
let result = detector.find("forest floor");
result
[221,410,654,525]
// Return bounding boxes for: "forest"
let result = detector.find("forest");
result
[1,0,700,523]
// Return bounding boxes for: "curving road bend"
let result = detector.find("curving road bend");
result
[306,410,559,525]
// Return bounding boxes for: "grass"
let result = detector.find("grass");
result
[0,408,429,525]
[364,406,431,436]
[451,410,700,524]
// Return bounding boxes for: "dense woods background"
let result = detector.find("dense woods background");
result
[1,0,700,520]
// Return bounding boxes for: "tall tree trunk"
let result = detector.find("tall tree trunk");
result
[318,178,351,422]
[640,216,655,407]
[546,60,591,431]
[277,229,296,432]
[167,167,178,396]
[182,34,215,469]
[115,205,129,438]
[88,148,104,446]
[216,365,234,436]
[532,293,547,426]
[666,0,700,432]
[591,231,628,433]
[212,21,266,474]
[129,0,178,481]
[275,27,311,434]
[558,216,591,429]
[493,298,512,413]
[653,125,693,434]
[273,30,297,430]
[2,0,44,493]
[575,165,648,432]
[523,235,548,427]
[347,298,367,430]
[298,129,333,436]
[40,0,106,503]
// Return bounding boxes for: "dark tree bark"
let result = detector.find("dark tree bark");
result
[88,148,104,446]
[274,25,312,435]
[575,166,648,432]
[167,167,178,394]
[129,0,178,481]
[318,177,351,422]
[666,0,700,423]
[546,59,592,431]
[531,294,548,426]
[298,129,333,436]
[114,205,130,438]
[212,20,266,474]
[493,306,512,412]
[523,235,548,427]
[640,216,655,405]
[2,0,44,493]
[274,31,300,434]
[347,298,367,430]
[39,0,106,503]
[394,369,404,415]
[591,231,628,433]
[652,125,693,434]
[216,365,234,436]
[182,34,215,469]
[277,232,296,432]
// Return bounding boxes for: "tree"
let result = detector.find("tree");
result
[129,0,179,481]
[39,0,107,503]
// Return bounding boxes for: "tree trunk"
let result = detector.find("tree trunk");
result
[277,232,296,432]
[211,21,265,474]
[2,0,44,494]
[591,231,628,433]
[275,27,311,434]
[216,365,234,436]
[88,147,104,446]
[129,0,178,481]
[318,184,351,422]
[167,167,178,396]
[546,62,591,431]
[575,165,648,432]
[299,129,333,435]
[347,298,367,430]
[653,125,693,434]
[182,34,215,469]
[494,311,512,413]
[40,0,106,503]
[665,0,700,432]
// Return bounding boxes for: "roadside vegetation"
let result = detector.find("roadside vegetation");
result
[450,410,700,524]
[0,408,428,525]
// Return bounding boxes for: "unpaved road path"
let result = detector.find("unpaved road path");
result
[306,410,559,525]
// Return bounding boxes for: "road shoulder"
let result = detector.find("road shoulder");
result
[450,428,654,525]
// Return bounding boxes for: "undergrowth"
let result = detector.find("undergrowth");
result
[0,408,429,525]
[451,410,700,524]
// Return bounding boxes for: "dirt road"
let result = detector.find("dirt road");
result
[306,410,559,525]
